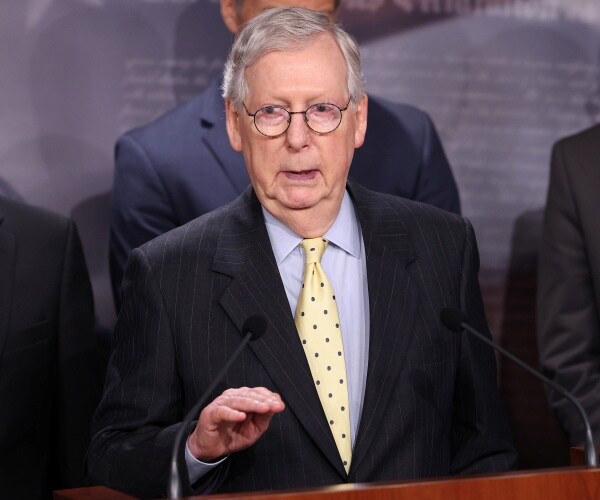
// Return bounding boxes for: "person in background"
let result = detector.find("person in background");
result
[537,123,600,446]
[0,196,99,499]
[89,9,514,498]
[109,0,461,307]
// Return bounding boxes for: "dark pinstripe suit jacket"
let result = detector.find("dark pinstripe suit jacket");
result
[88,181,515,498]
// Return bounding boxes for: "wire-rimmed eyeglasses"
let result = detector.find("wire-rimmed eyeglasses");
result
[242,98,351,137]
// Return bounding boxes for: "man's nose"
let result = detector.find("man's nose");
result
[285,112,310,149]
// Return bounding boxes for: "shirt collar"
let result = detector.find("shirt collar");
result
[263,190,362,264]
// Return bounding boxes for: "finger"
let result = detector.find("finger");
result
[246,386,282,400]
[214,392,283,414]
[222,386,282,404]
[249,410,279,433]
[201,398,273,429]
[204,404,248,424]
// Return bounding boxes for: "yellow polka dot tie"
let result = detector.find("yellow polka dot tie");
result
[295,238,352,473]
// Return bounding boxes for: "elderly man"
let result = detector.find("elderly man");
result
[109,0,461,308]
[89,8,514,498]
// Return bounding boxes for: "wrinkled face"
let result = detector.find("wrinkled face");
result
[225,34,368,223]
[222,0,337,33]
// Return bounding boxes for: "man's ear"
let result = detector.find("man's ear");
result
[220,0,241,34]
[225,98,243,152]
[354,94,368,149]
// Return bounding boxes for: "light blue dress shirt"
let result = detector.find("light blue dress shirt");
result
[263,190,370,444]
[186,190,370,480]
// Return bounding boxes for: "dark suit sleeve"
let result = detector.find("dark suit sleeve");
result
[88,247,226,497]
[450,219,516,473]
[353,100,461,215]
[110,134,178,309]
[536,141,600,445]
[54,220,100,487]
[413,112,461,215]
[89,246,181,496]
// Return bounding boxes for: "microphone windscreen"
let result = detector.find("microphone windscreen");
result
[439,308,466,332]
[242,315,268,340]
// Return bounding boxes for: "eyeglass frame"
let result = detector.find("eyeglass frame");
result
[242,98,352,137]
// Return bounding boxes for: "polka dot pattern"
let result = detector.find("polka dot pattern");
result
[294,237,352,473]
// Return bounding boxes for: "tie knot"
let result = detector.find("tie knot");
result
[301,237,328,264]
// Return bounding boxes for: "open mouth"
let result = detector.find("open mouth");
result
[283,169,318,181]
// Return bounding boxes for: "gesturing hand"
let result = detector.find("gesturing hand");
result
[187,386,285,462]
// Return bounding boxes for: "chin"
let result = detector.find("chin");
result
[275,188,324,209]
[280,200,320,211]
[282,193,325,210]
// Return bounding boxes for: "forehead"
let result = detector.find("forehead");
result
[245,35,347,98]
[241,0,337,19]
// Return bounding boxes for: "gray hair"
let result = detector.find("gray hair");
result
[222,7,365,108]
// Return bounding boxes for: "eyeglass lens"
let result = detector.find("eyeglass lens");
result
[254,103,344,136]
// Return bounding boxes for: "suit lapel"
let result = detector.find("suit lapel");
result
[0,214,15,360]
[346,182,419,474]
[213,189,347,477]
[199,80,249,194]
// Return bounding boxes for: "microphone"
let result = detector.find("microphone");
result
[439,307,598,467]
[167,316,268,498]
